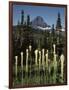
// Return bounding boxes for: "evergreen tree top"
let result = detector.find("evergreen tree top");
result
[21,10,24,14]
[56,12,62,30]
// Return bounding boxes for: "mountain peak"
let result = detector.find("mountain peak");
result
[35,16,44,21]
[31,16,50,29]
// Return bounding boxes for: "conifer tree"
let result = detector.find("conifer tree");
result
[27,15,30,26]
[56,12,62,30]
[21,10,24,25]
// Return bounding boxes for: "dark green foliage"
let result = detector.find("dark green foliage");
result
[27,15,30,26]
[56,12,62,30]
[21,10,24,25]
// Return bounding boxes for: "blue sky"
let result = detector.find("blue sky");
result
[13,4,65,28]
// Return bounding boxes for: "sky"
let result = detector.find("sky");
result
[13,4,65,28]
